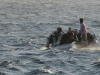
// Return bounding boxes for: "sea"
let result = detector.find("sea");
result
[0,0,100,75]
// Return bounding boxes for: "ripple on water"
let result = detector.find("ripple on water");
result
[12,42,31,47]
[32,57,45,64]
[91,25,100,28]
[44,51,57,58]
[0,72,6,75]
[53,71,65,75]
[8,67,20,71]
[93,61,100,68]
[91,21,100,28]
[0,60,10,67]
[26,69,51,75]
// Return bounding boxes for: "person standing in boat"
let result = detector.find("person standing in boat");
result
[79,18,88,42]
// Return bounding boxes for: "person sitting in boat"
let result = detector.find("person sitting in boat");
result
[45,27,64,47]
[67,27,75,43]
[74,30,79,42]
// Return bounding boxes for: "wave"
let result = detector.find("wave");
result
[37,22,77,26]
[0,60,10,67]
[31,57,45,64]
[26,69,51,75]
[0,72,6,75]
[26,68,65,75]
[93,62,100,68]
[91,25,100,28]
[8,67,20,71]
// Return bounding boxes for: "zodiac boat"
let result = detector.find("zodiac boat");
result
[45,29,98,48]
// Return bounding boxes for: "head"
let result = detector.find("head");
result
[80,18,83,24]
[57,27,62,33]
[68,27,72,32]
[74,30,78,35]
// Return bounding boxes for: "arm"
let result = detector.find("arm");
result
[79,24,82,34]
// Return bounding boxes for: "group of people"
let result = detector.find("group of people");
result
[67,18,88,43]
[45,18,88,47]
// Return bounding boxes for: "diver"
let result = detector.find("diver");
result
[45,27,63,47]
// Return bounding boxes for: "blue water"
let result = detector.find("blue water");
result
[0,0,100,75]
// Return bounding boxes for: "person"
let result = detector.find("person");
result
[79,18,87,42]
[74,30,79,41]
[45,27,63,47]
[55,27,63,45]
[67,27,75,43]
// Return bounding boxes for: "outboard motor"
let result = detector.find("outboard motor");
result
[92,34,98,43]
[87,33,98,44]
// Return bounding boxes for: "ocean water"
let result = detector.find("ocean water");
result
[0,0,100,75]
